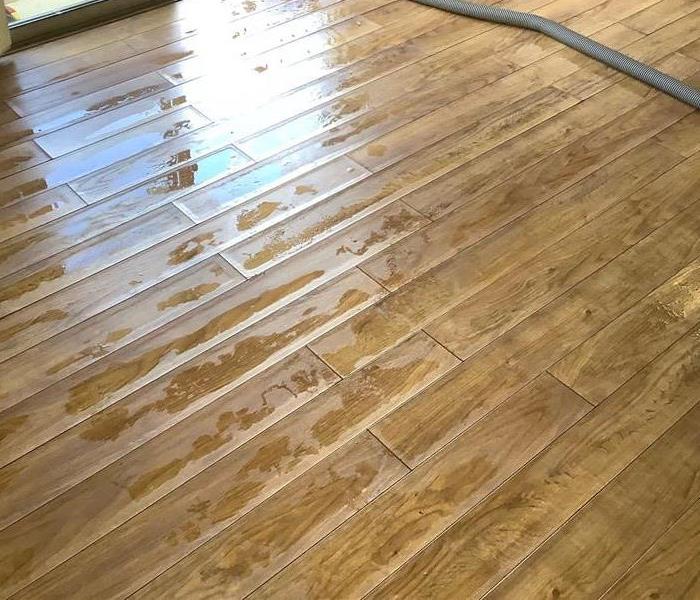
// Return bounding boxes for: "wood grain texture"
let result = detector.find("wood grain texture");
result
[366,324,700,599]
[483,400,700,599]
[0,0,698,597]
[601,498,700,599]
[250,373,591,599]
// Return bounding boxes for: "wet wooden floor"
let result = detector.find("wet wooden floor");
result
[0,0,699,597]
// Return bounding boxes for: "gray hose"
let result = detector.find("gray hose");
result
[413,0,700,109]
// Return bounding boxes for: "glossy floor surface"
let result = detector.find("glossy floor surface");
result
[0,0,699,598]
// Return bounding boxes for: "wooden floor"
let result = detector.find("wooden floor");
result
[0,0,699,597]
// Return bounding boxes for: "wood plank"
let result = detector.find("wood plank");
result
[365,325,700,599]
[128,0,354,54]
[469,0,657,71]
[165,15,383,88]
[423,149,697,361]
[0,103,16,125]
[383,42,655,209]
[179,56,536,226]
[0,141,49,179]
[183,0,581,129]
[176,154,368,224]
[6,41,200,117]
[600,499,700,599]
[0,204,191,318]
[0,257,243,405]
[33,87,195,157]
[482,401,700,599]
[183,5,504,124]
[368,186,700,467]
[554,10,700,98]
[157,2,442,86]
[0,186,85,243]
[0,347,340,596]
[8,332,456,600]
[681,37,700,60]
[223,87,578,274]
[622,0,699,35]
[123,0,315,53]
[654,111,700,157]
[0,2,696,598]
[550,257,700,404]
[362,128,681,293]
[246,374,590,600]
[216,26,499,144]
[0,41,136,100]
[133,430,408,600]
[0,72,173,150]
[0,202,425,468]
[0,107,212,208]
[156,3,393,89]
[0,147,249,276]
[310,136,698,378]
[68,124,255,204]
[0,270,384,529]
[0,157,369,365]
[235,45,515,161]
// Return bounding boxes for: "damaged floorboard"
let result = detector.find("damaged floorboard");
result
[0,0,698,598]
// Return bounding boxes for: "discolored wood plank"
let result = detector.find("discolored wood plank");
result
[483,401,700,599]
[125,431,408,600]
[176,154,368,223]
[0,1,697,598]
[0,159,370,365]
[0,72,173,150]
[0,204,191,318]
[6,41,201,117]
[0,202,426,466]
[0,146,249,276]
[0,41,136,100]
[0,270,384,532]
[0,107,211,208]
[68,123,254,204]
[235,47,516,162]
[0,257,243,405]
[225,87,578,274]
[0,347,340,596]
[366,325,700,600]
[0,141,49,179]
[551,258,700,404]
[33,86,196,157]
[0,186,85,243]
[248,374,590,599]
[600,499,700,600]
[9,332,457,600]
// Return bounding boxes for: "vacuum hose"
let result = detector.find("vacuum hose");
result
[413,0,700,110]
